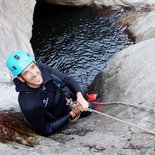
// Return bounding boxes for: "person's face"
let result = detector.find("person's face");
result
[20,62,43,88]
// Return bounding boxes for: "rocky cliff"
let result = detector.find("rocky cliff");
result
[0,0,36,109]
[0,0,35,83]
[39,0,155,6]
[1,0,155,155]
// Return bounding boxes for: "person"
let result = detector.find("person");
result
[6,50,90,136]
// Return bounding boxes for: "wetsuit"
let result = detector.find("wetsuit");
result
[13,63,82,136]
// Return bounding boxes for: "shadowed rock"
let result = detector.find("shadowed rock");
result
[0,109,37,147]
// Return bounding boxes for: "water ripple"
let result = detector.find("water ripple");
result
[31,3,133,89]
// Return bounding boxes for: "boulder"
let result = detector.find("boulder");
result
[90,38,155,106]
[129,11,155,42]
[38,0,92,6]
[0,0,36,83]
[1,1,155,154]
[0,0,36,109]
[41,0,155,6]
[94,0,155,6]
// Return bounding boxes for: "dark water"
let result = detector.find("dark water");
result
[31,2,133,89]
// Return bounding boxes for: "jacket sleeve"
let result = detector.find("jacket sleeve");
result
[23,108,70,136]
[19,94,71,136]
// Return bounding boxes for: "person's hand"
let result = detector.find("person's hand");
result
[70,104,81,119]
[76,92,89,111]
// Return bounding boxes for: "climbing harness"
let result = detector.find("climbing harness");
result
[88,101,155,136]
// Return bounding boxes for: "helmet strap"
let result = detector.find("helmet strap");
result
[18,74,41,88]
[17,75,25,83]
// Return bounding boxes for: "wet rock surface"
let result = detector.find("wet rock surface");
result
[1,105,155,154]
[0,109,37,147]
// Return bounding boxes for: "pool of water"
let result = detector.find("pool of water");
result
[31,2,133,90]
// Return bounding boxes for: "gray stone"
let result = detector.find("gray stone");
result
[0,0,36,83]
[129,11,155,42]
[91,38,155,105]
[1,1,155,155]
[39,0,155,6]
[40,0,92,6]
[94,0,155,6]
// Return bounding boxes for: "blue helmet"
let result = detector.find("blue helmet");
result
[6,51,35,76]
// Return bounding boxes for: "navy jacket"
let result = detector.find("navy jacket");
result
[14,63,81,136]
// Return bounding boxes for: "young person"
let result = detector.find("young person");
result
[6,51,90,136]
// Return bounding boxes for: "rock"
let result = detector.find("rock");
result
[0,109,37,147]
[0,0,36,83]
[0,0,36,109]
[38,0,92,6]
[38,0,155,6]
[91,38,155,105]
[1,1,155,154]
[0,84,18,110]
[129,11,155,42]
[94,0,155,6]
[87,38,155,154]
